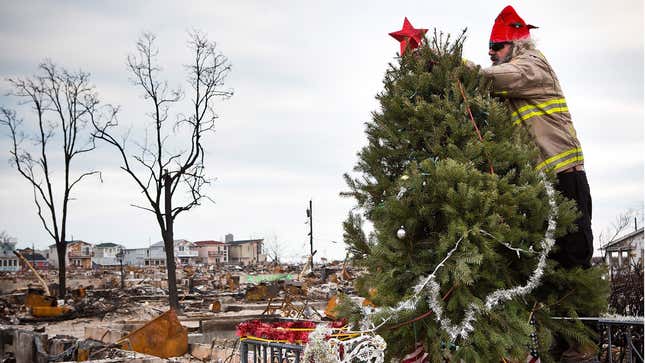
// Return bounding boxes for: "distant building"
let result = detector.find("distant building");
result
[601,227,644,271]
[16,248,49,270]
[124,248,148,267]
[48,240,93,269]
[0,241,19,272]
[175,239,199,266]
[93,242,124,267]
[194,240,228,265]
[143,239,199,266]
[227,238,266,265]
[147,241,167,266]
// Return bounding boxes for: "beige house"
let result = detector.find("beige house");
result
[48,240,93,269]
[194,240,228,265]
[227,238,266,265]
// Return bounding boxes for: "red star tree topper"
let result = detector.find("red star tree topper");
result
[389,17,428,55]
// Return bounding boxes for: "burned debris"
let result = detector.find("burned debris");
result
[0,258,357,362]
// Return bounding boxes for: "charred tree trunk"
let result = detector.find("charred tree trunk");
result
[55,242,67,298]
[164,170,179,311]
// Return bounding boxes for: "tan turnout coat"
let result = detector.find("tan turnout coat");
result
[481,48,584,174]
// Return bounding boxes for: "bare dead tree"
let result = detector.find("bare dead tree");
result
[0,61,102,298]
[265,234,284,265]
[92,32,232,310]
[599,208,644,247]
[0,230,17,245]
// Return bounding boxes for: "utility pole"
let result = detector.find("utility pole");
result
[300,200,318,279]
[306,200,316,259]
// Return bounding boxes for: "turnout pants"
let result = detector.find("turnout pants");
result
[551,170,593,269]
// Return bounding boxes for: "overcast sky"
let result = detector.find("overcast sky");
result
[0,1,642,262]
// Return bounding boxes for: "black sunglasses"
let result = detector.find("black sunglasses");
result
[489,42,510,51]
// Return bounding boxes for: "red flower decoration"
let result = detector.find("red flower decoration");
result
[237,319,345,344]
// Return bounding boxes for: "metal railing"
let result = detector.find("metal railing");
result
[554,316,644,362]
[240,339,304,363]
[598,317,643,363]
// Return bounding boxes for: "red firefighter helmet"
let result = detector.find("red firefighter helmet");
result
[489,5,538,44]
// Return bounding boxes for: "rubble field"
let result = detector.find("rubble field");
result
[0,261,357,362]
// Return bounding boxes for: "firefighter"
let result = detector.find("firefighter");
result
[480,6,597,363]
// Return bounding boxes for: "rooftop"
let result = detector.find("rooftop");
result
[95,242,121,248]
[16,250,47,261]
[193,240,224,247]
[151,239,192,248]
[601,227,644,250]
[226,239,264,245]
[48,240,92,248]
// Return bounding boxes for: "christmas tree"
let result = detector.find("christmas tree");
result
[341,29,608,362]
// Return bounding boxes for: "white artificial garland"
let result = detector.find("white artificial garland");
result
[303,325,387,363]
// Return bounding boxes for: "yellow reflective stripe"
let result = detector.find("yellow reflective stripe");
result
[550,154,584,171]
[535,147,583,170]
[511,98,567,117]
[536,147,582,170]
[494,90,508,96]
[513,106,569,125]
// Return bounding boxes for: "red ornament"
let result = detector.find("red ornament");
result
[389,17,428,55]
[489,5,538,43]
